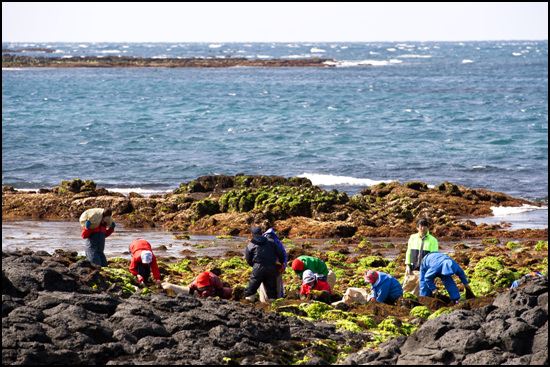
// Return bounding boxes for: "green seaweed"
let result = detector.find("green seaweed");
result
[410,306,431,319]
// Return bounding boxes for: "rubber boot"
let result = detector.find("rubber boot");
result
[245,295,256,302]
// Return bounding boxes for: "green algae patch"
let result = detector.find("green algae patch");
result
[494,269,517,288]
[410,306,431,319]
[403,292,418,300]
[102,267,137,297]
[506,241,522,250]
[535,240,548,252]
[221,256,248,269]
[468,278,494,295]
[334,319,363,332]
[169,259,193,273]
[300,301,333,320]
[428,307,454,320]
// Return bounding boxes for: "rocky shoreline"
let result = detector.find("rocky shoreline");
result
[2,248,548,365]
[1,55,336,68]
[2,175,548,364]
[2,175,547,240]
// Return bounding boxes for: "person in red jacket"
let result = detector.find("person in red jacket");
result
[189,269,233,299]
[299,269,332,305]
[81,207,115,267]
[128,238,162,287]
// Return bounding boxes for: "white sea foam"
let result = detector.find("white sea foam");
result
[310,47,326,53]
[512,52,522,56]
[299,173,394,187]
[491,204,547,217]
[324,60,390,67]
[462,59,474,63]
[98,50,121,53]
[397,54,432,58]
[209,44,223,48]
[108,188,173,197]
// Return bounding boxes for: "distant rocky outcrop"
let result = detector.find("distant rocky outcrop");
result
[1,55,335,68]
[2,175,547,240]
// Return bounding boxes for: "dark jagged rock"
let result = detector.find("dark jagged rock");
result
[2,250,373,365]
[341,275,548,365]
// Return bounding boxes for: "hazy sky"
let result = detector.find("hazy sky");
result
[2,2,548,43]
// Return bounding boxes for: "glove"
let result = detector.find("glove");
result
[432,289,439,297]
[85,220,92,229]
[111,222,116,229]
[137,275,144,283]
[156,280,163,289]
[310,290,322,297]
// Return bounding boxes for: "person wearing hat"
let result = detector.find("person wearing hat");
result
[403,217,439,296]
[364,270,403,305]
[128,238,162,288]
[419,251,471,304]
[189,269,233,299]
[244,226,286,302]
[259,228,288,301]
[299,269,332,304]
[291,255,337,291]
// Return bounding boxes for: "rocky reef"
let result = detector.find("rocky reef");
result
[2,248,548,365]
[2,175,547,240]
[1,55,335,68]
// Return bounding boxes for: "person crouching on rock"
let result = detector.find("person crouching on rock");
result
[300,269,332,305]
[189,269,233,299]
[291,255,337,291]
[419,251,472,304]
[364,270,403,305]
[128,238,163,288]
[244,226,286,302]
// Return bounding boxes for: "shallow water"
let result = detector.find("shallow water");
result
[3,209,546,261]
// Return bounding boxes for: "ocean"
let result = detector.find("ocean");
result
[2,41,548,203]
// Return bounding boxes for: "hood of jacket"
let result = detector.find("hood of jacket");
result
[251,235,269,246]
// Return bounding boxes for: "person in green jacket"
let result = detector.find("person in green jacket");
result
[402,217,439,296]
[291,255,336,291]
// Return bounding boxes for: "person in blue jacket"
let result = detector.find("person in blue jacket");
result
[510,271,542,290]
[365,270,403,305]
[419,251,472,304]
[259,228,287,300]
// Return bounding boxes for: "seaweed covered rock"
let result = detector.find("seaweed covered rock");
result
[2,175,547,240]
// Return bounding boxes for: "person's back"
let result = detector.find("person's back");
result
[246,235,279,267]
[244,226,285,302]
[366,270,403,304]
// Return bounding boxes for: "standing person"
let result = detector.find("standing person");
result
[364,270,403,305]
[128,238,163,287]
[244,226,286,302]
[259,228,287,301]
[189,269,233,299]
[81,207,115,267]
[299,269,332,305]
[419,251,472,304]
[291,255,337,291]
[403,217,439,296]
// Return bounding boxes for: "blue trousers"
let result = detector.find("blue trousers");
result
[420,274,460,301]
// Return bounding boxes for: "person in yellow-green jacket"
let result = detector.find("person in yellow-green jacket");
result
[402,217,439,296]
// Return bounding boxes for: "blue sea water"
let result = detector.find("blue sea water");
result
[2,41,548,206]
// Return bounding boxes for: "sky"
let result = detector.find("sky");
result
[2,2,548,43]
